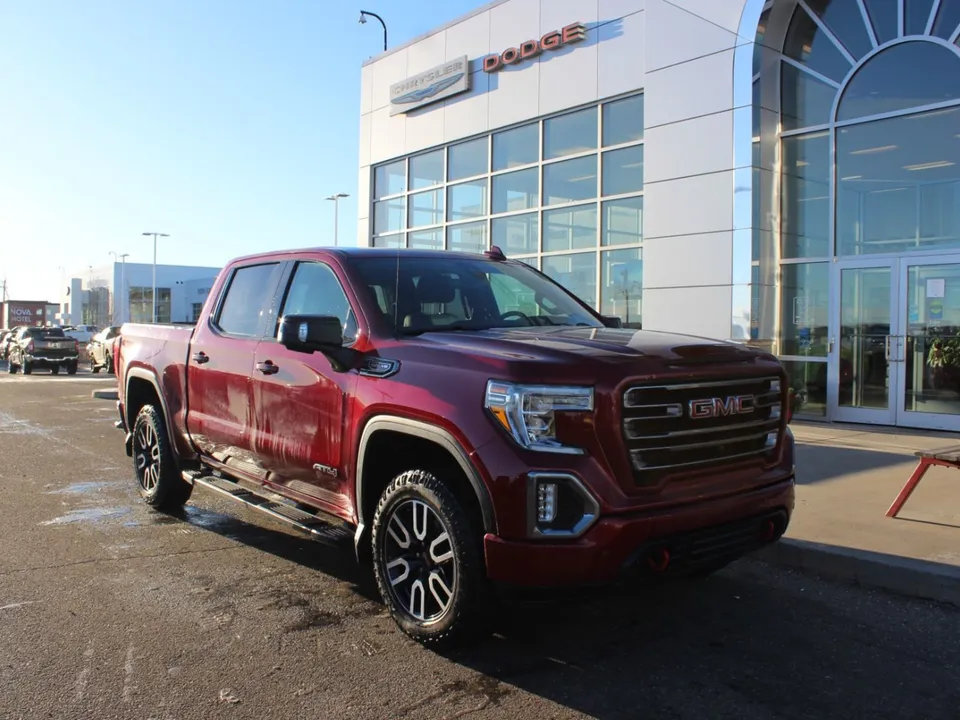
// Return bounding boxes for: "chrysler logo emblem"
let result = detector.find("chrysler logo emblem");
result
[392,73,465,105]
[689,395,756,419]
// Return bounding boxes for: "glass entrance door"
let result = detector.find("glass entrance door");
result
[897,256,960,431]
[830,259,899,425]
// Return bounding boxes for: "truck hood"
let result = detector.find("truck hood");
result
[407,326,774,368]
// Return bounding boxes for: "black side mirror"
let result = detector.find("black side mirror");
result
[277,314,355,372]
[278,315,343,352]
[602,315,623,329]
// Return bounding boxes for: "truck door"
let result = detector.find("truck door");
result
[250,259,359,518]
[187,260,285,483]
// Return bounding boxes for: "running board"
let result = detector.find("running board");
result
[184,471,354,547]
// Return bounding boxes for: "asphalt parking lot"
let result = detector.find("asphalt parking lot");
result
[1,370,959,720]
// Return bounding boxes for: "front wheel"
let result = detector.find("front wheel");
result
[371,470,487,647]
[132,405,193,510]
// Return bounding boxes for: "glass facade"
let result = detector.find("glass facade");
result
[371,94,645,327]
[772,0,960,420]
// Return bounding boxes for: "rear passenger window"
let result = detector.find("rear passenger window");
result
[280,262,358,343]
[215,263,281,336]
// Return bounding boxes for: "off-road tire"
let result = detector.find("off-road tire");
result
[132,405,193,510]
[65,361,78,375]
[371,470,488,648]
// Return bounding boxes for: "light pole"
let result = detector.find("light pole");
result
[142,232,168,323]
[110,252,130,324]
[359,10,387,51]
[325,193,349,246]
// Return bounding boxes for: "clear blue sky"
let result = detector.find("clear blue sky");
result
[0,0,483,302]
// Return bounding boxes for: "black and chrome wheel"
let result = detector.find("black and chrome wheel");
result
[132,405,192,510]
[371,470,486,647]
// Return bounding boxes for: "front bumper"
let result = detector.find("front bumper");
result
[483,477,795,587]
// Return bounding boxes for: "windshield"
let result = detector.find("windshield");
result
[351,256,604,336]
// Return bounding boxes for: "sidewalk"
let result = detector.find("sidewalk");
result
[755,421,960,605]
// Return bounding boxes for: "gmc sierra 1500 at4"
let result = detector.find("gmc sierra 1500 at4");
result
[116,246,795,646]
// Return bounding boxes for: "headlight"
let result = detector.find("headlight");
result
[484,381,594,454]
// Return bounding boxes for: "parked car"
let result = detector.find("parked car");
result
[62,324,100,346]
[115,247,796,646]
[0,329,22,361]
[7,326,81,375]
[88,326,121,374]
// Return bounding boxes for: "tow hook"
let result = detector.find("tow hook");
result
[647,547,671,572]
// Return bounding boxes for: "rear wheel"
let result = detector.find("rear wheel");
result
[65,361,78,375]
[132,405,193,510]
[7,361,16,374]
[91,358,101,374]
[22,361,32,375]
[371,470,487,647]
[51,365,60,375]
[105,353,113,374]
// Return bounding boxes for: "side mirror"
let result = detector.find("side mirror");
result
[278,315,344,353]
[602,315,623,329]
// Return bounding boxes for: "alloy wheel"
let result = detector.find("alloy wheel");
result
[135,422,161,491]
[381,499,457,624]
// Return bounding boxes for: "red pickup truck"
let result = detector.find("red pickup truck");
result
[116,246,795,645]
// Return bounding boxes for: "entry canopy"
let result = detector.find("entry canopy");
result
[836,40,960,122]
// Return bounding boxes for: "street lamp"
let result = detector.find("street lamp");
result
[142,232,169,323]
[325,193,349,246]
[359,10,387,51]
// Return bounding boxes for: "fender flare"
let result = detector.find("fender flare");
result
[354,416,498,551]
[124,368,176,452]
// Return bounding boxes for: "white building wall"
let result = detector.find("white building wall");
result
[358,0,757,342]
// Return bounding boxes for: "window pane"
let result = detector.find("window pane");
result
[543,252,597,309]
[410,150,444,190]
[448,137,488,181]
[783,4,854,83]
[409,229,443,250]
[281,262,357,342]
[216,263,280,336]
[864,0,898,44]
[374,160,405,198]
[448,179,488,222]
[373,235,404,248]
[602,145,644,196]
[544,107,598,160]
[837,107,960,255]
[602,196,643,246]
[931,0,960,40]
[601,248,642,328]
[779,262,829,356]
[781,132,830,258]
[836,42,960,122]
[804,0,873,61]
[780,360,828,417]
[492,213,538,255]
[603,94,644,146]
[543,156,598,205]
[544,204,597,252]
[781,62,836,131]
[906,0,935,35]
[493,123,539,170]
[374,198,406,234]
[492,168,538,213]
[408,189,444,228]
[447,221,487,253]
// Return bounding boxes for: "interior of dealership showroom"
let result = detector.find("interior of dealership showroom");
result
[359,0,960,432]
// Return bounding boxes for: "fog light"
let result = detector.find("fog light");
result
[765,432,778,449]
[537,482,557,523]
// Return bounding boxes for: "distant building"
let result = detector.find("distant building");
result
[1,300,57,329]
[58,262,220,327]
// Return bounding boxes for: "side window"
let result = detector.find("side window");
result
[280,262,358,343]
[215,263,281,337]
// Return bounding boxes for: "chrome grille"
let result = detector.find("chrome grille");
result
[622,376,783,486]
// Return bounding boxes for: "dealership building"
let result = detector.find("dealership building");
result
[59,261,220,328]
[357,0,960,430]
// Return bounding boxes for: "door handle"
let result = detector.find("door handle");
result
[192,352,210,365]
[256,360,279,375]
[884,335,891,361]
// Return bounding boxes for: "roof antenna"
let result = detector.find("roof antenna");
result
[484,245,506,261]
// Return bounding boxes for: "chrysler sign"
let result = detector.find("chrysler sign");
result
[389,56,471,115]
[483,23,587,72]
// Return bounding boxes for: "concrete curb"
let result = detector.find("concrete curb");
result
[92,389,119,400]
[754,538,960,607]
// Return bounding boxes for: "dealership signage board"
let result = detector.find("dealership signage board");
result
[4,302,44,327]
[390,56,471,116]
[483,23,587,72]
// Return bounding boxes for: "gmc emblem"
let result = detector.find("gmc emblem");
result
[689,395,756,419]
